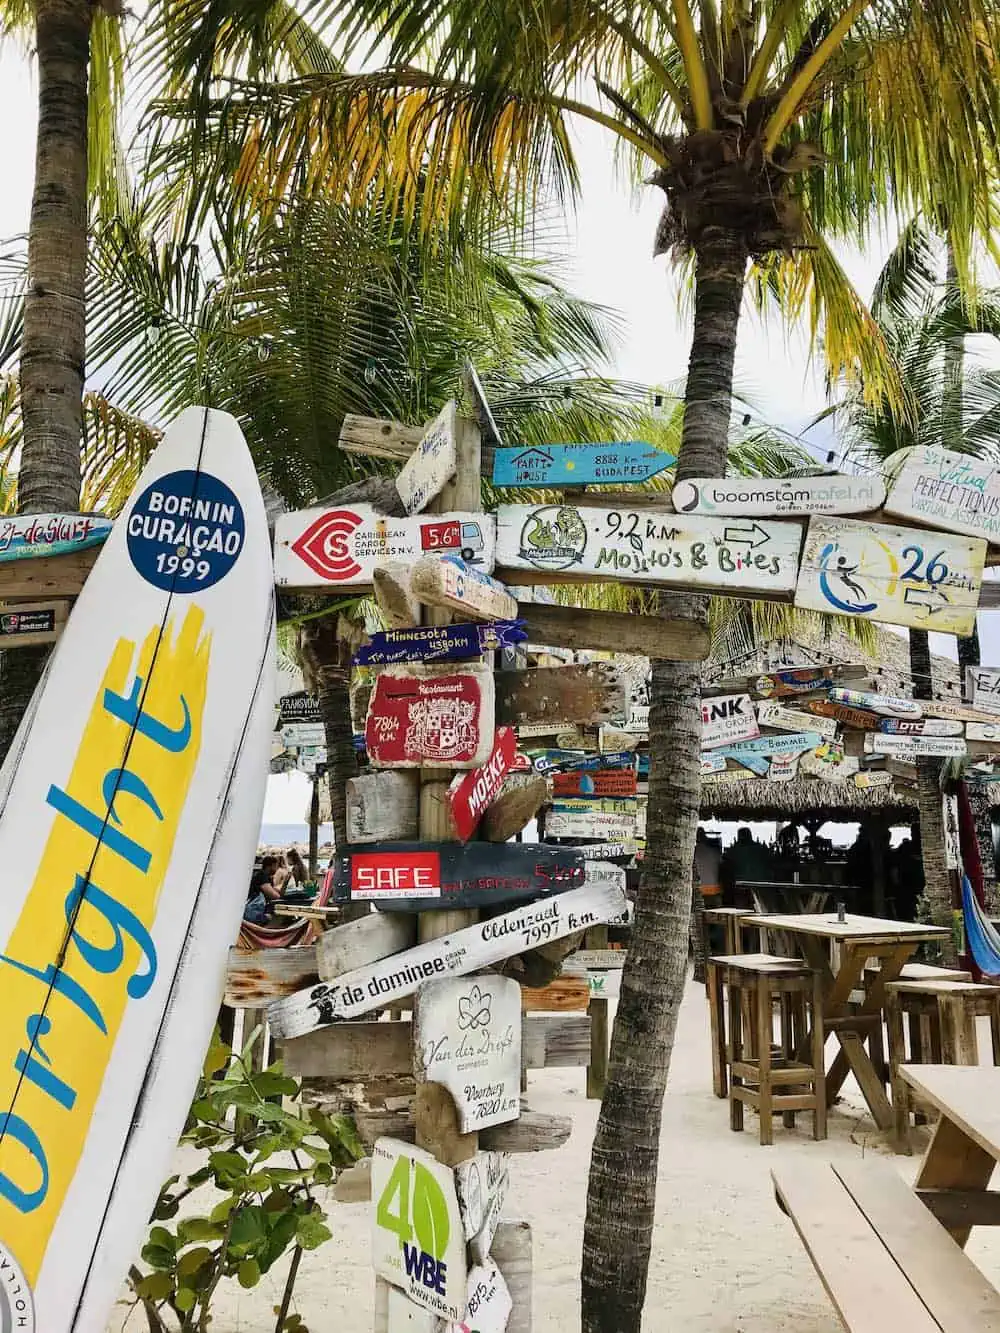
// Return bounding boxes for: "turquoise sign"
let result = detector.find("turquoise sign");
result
[0,513,112,562]
[493,443,675,488]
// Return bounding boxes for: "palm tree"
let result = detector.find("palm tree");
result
[837,221,1000,950]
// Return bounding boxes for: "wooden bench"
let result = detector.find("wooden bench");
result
[772,1159,1000,1331]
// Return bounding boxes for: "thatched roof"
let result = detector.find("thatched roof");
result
[700,776,919,821]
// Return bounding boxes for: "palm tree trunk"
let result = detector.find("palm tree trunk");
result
[910,627,958,964]
[581,229,747,1333]
[0,0,92,761]
[298,614,354,847]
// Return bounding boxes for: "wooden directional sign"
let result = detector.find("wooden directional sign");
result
[448,727,518,841]
[701,766,757,786]
[878,717,964,737]
[332,840,588,911]
[395,399,457,513]
[768,752,800,782]
[701,692,760,749]
[966,666,1000,716]
[700,752,727,775]
[923,697,1000,723]
[551,797,639,815]
[0,511,112,561]
[758,700,837,739]
[573,840,637,859]
[278,690,321,725]
[346,770,420,843]
[414,976,521,1132]
[806,698,881,731]
[534,750,632,775]
[366,663,495,768]
[268,877,628,1038]
[718,731,822,761]
[864,733,967,759]
[551,767,637,798]
[883,444,1000,544]
[966,722,1000,743]
[544,809,636,840]
[458,1260,513,1333]
[411,554,518,622]
[705,663,869,699]
[355,620,526,667]
[454,1153,509,1264]
[829,687,921,718]
[855,770,893,790]
[0,599,67,648]
[274,504,496,588]
[795,515,985,636]
[672,473,885,517]
[495,504,802,596]
[281,721,326,747]
[492,442,675,488]
[496,663,624,728]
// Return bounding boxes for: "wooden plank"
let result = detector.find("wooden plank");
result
[806,699,882,730]
[496,503,802,596]
[0,598,69,649]
[345,770,420,843]
[493,441,674,488]
[482,1112,572,1152]
[757,700,838,738]
[224,945,319,1006]
[884,443,1000,545]
[672,473,884,517]
[410,553,519,621]
[315,911,417,981]
[491,1222,532,1333]
[796,514,985,636]
[520,977,590,1012]
[0,512,110,562]
[518,601,709,661]
[338,413,424,460]
[481,774,548,842]
[373,562,421,628]
[365,662,495,768]
[771,1165,941,1333]
[495,663,624,728]
[915,1189,1000,1230]
[0,545,98,600]
[395,400,457,513]
[900,1065,1000,1162]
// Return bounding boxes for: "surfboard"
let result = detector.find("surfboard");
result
[0,406,275,1332]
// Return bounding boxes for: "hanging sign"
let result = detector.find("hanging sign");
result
[878,717,964,737]
[883,444,1000,543]
[757,700,837,739]
[456,1260,513,1333]
[268,876,629,1038]
[454,1153,509,1264]
[700,752,728,775]
[672,473,885,517]
[551,767,638,798]
[495,504,802,595]
[701,692,760,749]
[767,753,800,782]
[346,771,420,843]
[281,722,326,747]
[496,663,624,728]
[354,620,526,667]
[718,732,822,760]
[0,511,112,562]
[794,515,985,636]
[414,976,521,1131]
[331,840,587,912]
[544,809,636,840]
[966,666,1000,716]
[274,504,496,588]
[855,770,893,790]
[278,690,321,724]
[864,733,967,758]
[806,698,881,731]
[395,400,457,513]
[365,663,495,768]
[372,1139,467,1321]
[492,442,674,488]
[448,727,518,841]
[829,687,921,718]
[411,554,519,622]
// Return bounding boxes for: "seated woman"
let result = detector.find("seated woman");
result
[244,855,282,924]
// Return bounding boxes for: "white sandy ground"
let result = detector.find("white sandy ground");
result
[106,974,1000,1331]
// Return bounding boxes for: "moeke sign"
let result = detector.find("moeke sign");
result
[448,727,518,841]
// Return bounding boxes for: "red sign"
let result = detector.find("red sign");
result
[351,851,441,899]
[291,509,364,580]
[447,727,517,841]
[551,767,638,798]
[365,664,494,768]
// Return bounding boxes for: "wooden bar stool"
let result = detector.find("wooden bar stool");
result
[886,978,1000,1153]
[709,953,826,1145]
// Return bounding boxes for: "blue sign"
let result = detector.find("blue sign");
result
[534,751,634,775]
[127,469,245,593]
[493,443,675,488]
[354,619,526,666]
[717,732,822,767]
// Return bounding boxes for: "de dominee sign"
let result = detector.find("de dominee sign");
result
[672,474,884,517]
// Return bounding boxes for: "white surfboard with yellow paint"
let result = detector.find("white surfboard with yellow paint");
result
[0,406,275,1331]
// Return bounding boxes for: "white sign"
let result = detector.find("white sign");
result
[415,976,521,1133]
[372,1139,467,1321]
[281,722,326,747]
[456,1259,512,1333]
[545,809,636,840]
[768,753,800,782]
[800,742,859,782]
[967,722,1000,743]
[701,752,727,775]
[672,473,885,517]
[396,400,458,514]
[864,733,967,759]
[967,666,1000,716]
[587,970,622,1000]
[855,770,893,789]
[757,700,837,739]
[829,687,921,718]
[454,1152,509,1263]
[411,554,519,622]
[884,444,1000,543]
[268,877,628,1038]
[795,515,984,636]
[701,692,759,749]
[496,504,802,596]
[274,504,496,588]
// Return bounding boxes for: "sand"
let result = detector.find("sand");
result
[106,974,1000,1331]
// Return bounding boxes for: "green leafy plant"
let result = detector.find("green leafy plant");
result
[124,1027,363,1332]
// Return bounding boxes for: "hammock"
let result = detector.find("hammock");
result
[961,872,1000,978]
[237,874,332,951]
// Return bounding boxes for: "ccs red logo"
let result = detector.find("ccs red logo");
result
[291,509,363,580]
[352,852,442,898]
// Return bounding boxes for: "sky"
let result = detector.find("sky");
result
[0,43,993,830]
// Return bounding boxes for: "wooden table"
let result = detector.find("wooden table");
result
[740,913,950,1131]
[900,1064,1000,1248]
[273,903,339,923]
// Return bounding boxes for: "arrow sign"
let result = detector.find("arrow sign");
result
[492,442,675,488]
[903,585,948,611]
[722,523,771,548]
[448,727,518,841]
[353,620,526,666]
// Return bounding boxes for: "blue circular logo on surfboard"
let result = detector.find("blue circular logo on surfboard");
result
[127,470,245,593]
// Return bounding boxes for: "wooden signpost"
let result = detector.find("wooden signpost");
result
[795,515,985,636]
[517,601,710,661]
[672,473,885,517]
[274,505,496,588]
[495,503,803,596]
[855,770,893,790]
[883,444,1000,544]
[717,732,823,762]
[828,687,922,718]
[864,733,967,759]
[0,599,68,648]
[757,699,837,739]
[966,666,1000,716]
[492,442,675,488]
[365,663,496,768]
[346,771,420,843]
[806,698,881,731]
[331,841,587,912]
[551,767,637,798]
[355,621,525,667]
[411,554,519,622]
[448,727,518,841]
[414,976,521,1131]
[495,663,624,728]
[701,692,760,749]
[396,400,458,513]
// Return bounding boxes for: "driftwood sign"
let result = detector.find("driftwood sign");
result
[448,726,518,841]
[672,473,885,517]
[454,1152,510,1263]
[395,399,457,513]
[806,699,881,731]
[966,666,1000,716]
[883,444,1000,544]
[346,771,420,843]
[495,503,802,595]
[864,733,967,759]
[366,663,495,768]
[551,767,637,798]
[495,663,624,728]
[877,717,964,737]
[411,554,519,622]
[493,442,674,488]
[757,700,837,739]
[829,687,921,718]
[355,620,525,666]
[268,877,629,1038]
[705,663,869,699]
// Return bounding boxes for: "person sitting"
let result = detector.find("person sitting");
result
[244,855,281,924]
[284,848,308,891]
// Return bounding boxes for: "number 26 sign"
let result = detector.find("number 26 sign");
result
[795,516,985,636]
